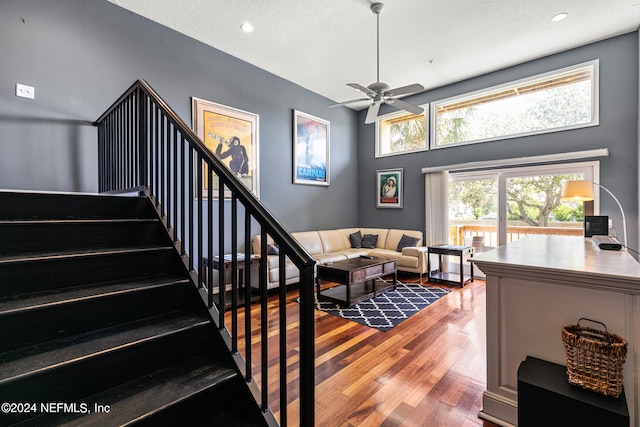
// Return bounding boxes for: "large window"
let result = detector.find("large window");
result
[375,108,428,157]
[449,162,598,251]
[432,61,598,148]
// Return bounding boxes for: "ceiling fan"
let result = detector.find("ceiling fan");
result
[328,2,425,124]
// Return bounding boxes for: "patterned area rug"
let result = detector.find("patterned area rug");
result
[312,282,451,332]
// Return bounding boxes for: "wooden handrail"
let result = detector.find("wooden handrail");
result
[95,79,316,426]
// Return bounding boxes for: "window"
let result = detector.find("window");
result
[375,108,428,157]
[448,162,598,251]
[432,61,598,148]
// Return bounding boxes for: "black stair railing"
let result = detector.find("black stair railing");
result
[95,79,316,426]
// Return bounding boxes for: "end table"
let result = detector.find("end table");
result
[427,244,474,287]
[202,253,260,308]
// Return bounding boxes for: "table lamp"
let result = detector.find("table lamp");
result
[561,180,627,247]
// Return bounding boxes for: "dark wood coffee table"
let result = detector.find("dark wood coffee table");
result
[316,257,397,307]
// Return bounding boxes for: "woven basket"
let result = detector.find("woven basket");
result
[561,318,627,398]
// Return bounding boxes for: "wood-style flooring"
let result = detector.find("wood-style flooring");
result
[227,275,499,427]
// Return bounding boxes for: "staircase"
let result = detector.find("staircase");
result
[0,190,268,426]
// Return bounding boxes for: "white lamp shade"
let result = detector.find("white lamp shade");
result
[561,180,595,201]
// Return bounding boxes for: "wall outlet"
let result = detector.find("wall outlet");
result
[16,83,35,99]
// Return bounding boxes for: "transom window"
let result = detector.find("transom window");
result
[375,108,428,157]
[431,61,599,148]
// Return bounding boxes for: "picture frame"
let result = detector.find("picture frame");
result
[192,97,259,198]
[376,168,403,208]
[293,110,330,186]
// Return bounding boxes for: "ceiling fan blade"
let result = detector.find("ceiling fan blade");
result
[385,83,425,98]
[365,102,381,124]
[347,83,376,97]
[388,98,424,115]
[327,97,371,108]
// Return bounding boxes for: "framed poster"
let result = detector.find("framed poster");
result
[377,168,403,208]
[192,97,259,198]
[293,110,329,186]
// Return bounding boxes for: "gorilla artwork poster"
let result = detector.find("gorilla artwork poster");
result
[293,110,330,186]
[192,97,259,198]
[376,168,403,208]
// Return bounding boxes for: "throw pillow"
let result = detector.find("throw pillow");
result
[361,234,378,249]
[267,244,279,255]
[396,234,420,252]
[349,231,363,248]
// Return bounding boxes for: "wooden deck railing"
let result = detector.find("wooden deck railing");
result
[449,224,583,248]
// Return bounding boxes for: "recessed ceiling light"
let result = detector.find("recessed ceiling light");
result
[241,22,254,33]
[551,12,568,22]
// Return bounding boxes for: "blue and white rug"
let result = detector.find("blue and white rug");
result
[313,282,451,332]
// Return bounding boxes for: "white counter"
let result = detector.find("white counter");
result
[472,235,640,427]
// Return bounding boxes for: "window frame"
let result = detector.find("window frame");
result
[449,161,600,247]
[430,60,600,150]
[375,105,429,158]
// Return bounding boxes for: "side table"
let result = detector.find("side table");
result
[427,244,474,287]
[202,254,260,308]
[518,356,629,427]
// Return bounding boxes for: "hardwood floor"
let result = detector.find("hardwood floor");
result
[227,275,500,427]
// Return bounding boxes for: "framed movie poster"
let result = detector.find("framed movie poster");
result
[293,110,329,186]
[192,97,259,198]
[376,168,403,208]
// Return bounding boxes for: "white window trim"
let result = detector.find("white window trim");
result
[430,60,600,149]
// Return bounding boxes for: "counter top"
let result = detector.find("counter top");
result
[472,235,640,294]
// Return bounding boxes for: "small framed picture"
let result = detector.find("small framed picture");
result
[293,110,330,186]
[377,168,403,208]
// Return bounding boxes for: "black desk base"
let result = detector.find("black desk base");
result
[518,356,629,427]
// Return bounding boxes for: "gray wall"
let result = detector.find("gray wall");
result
[358,33,639,251]
[0,0,359,232]
[1,1,638,249]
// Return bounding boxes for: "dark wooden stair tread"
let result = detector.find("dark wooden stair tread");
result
[55,354,238,426]
[0,246,175,264]
[0,190,267,425]
[0,277,190,313]
[0,218,158,224]
[0,313,209,383]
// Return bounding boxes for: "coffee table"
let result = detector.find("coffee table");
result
[316,257,397,307]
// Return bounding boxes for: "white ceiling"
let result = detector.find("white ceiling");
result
[109,0,640,110]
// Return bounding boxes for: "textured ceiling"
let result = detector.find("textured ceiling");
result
[109,0,640,110]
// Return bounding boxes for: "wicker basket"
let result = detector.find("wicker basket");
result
[561,318,627,397]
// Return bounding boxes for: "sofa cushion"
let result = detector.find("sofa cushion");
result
[293,231,324,255]
[252,234,274,255]
[266,262,300,285]
[369,249,420,269]
[385,229,423,251]
[360,228,388,248]
[361,234,378,249]
[314,252,349,264]
[349,230,363,248]
[330,249,370,259]
[318,229,353,253]
[396,234,421,252]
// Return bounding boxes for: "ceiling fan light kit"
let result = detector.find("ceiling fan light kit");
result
[328,2,425,124]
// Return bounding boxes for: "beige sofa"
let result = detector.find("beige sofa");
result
[252,228,428,289]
